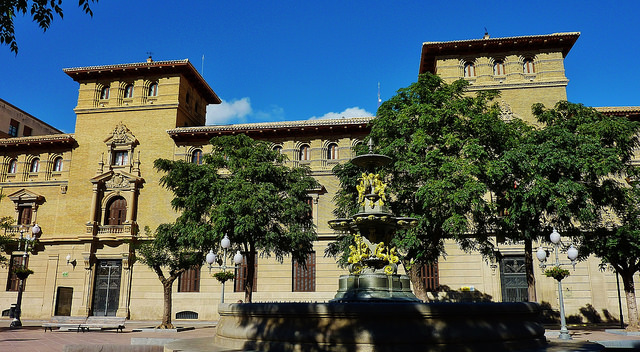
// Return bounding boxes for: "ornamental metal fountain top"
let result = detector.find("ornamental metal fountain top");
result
[328,139,419,301]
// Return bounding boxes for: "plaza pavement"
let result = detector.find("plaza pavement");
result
[1,318,640,352]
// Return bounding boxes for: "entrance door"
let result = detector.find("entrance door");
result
[54,287,73,316]
[92,260,122,316]
[500,256,528,302]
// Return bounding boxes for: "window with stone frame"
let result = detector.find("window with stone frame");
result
[8,119,19,137]
[53,157,63,172]
[6,255,28,291]
[299,144,310,161]
[100,85,110,100]
[326,143,338,160]
[29,158,39,173]
[178,266,201,292]
[8,159,17,174]
[292,252,315,292]
[18,206,33,225]
[112,151,129,166]
[191,149,203,165]
[124,84,134,99]
[464,62,476,77]
[493,60,505,75]
[148,83,158,97]
[523,58,536,74]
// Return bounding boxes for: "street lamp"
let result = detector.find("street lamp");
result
[205,234,244,303]
[10,224,40,328]
[536,228,579,340]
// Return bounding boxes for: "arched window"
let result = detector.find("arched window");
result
[105,196,127,225]
[8,159,17,174]
[327,143,338,160]
[124,84,134,98]
[30,158,39,173]
[148,83,158,97]
[273,145,283,154]
[100,86,110,99]
[493,60,505,75]
[523,58,535,74]
[299,144,310,161]
[464,62,476,77]
[191,149,203,165]
[53,157,63,172]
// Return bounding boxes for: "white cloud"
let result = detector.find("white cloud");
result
[309,107,374,120]
[206,98,252,125]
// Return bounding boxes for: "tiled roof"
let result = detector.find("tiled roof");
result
[0,134,76,148]
[62,59,190,73]
[594,106,640,114]
[168,116,375,134]
[422,32,581,46]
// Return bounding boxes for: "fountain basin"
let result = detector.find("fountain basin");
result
[215,301,548,351]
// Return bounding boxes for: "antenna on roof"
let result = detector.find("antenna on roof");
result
[146,51,154,63]
[202,54,205,75]
[377,82,382,108]
[483,28,490,39]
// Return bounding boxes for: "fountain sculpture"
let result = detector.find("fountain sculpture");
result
[169,141,602,351]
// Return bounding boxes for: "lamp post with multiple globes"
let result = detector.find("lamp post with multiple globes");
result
[536,228,579,340]
[206,234,243,303]
[10,224,40,328]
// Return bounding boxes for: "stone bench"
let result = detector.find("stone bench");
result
[79,316,126,332]
[42,316,88,332]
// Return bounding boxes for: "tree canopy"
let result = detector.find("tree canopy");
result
[1,0,97,54]
[329,73,525,298]
[154,133,319,302]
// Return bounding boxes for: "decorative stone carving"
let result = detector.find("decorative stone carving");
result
[108,122,136,145]
[105,173,130,189]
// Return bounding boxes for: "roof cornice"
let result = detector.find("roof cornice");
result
[63,59,221,104]
[167,117,374,143]
[0,134,76,149]
[419,32,580,74]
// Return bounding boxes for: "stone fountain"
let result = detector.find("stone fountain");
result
[171,141,602,351]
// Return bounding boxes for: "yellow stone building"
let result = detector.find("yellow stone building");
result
[1,33,639,324]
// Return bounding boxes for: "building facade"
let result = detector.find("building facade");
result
[1,33,639,324]
[0,98,62,138]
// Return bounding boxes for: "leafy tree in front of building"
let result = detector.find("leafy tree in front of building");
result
[136,225,203,329]
[0,0,97,54]
[580,175,640,330]
[154,133,318,303]
[329,73,525,300]
[493,101,639,302]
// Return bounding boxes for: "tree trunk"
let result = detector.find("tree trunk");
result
[524,239,537,302]
[406,262,428,301]
[621,271,640,331]
[244,248,255,303]
[159,281,174,329]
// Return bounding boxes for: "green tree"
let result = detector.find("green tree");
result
[329,73,523,300]
[154,134,319,303]
[581,177,640,330]
[0,0,97,54]
[136,224,203,329]
[494,101,639,301]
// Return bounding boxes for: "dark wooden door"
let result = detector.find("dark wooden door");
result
[54,287,73,316]
[106,197,126,225]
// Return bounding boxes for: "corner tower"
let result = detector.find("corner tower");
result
[419,32,580,123]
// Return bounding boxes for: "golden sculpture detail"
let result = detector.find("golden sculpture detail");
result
[348,234,398,275]
[356,173,387,208]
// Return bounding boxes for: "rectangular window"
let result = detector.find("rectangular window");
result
[113,151,129,166]
[178,266,200,292]
[234,253,257,292]
[18,206,32,225]
[420,262,439,291]
[292,252,316,292]
[6,255,27,291]
[22,126,32,137]
[8,119,19,137]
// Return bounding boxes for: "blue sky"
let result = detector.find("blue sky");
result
[1,1,638,133]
